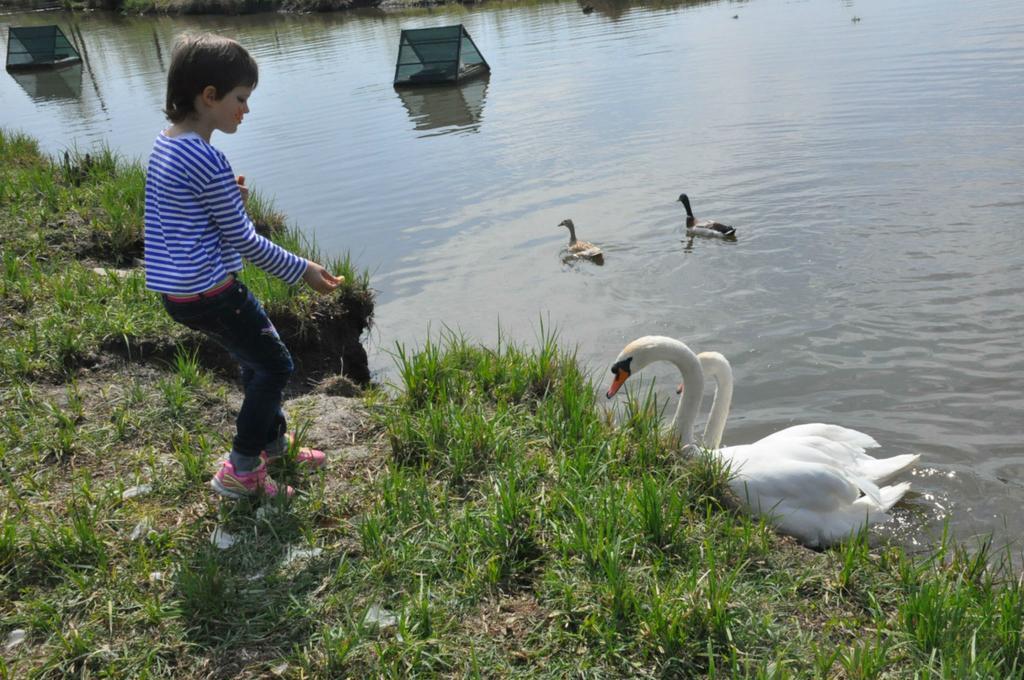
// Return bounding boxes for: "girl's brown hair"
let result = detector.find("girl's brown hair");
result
[164,33,258,123]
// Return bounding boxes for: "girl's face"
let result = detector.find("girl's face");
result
[207,85,253,134]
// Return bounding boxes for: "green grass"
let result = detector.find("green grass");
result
[3,126,1024,677]
[4,327,1024,677]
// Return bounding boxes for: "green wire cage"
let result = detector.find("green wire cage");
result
[393,25,490,87]
[6,25,82,72]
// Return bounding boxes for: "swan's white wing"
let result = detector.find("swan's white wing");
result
[771,495,893,548]
[756,423,879,450]
[876,481,911,512]
[723,440,883,505]
[841,450,920,484]
[753,426,919,484]
[727,457,901,547]
[727,456,863,513]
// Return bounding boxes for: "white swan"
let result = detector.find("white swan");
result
[606,337,918,548]
[694,351,920,485]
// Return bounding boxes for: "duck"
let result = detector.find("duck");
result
[677,194,736,238]
[606,336,919,548]
[559,219,604,265]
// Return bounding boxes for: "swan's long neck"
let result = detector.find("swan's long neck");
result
[698,352,733,449]
[565,223,577,244]
[652,339,704,446]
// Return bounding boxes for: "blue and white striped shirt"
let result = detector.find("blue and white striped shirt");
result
[143,132,307,295]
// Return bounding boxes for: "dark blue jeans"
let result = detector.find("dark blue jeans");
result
[162,280,293,461]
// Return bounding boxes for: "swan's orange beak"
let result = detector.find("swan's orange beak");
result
[676,383,684,395]
[606,368,630,399]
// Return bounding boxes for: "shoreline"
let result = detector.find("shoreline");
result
[3,127,1023,677]
[0,0,480,15]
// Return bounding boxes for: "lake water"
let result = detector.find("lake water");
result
[2,0,1023,550]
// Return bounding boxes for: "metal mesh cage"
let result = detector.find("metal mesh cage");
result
[6,26,81,72]
[394,25,489,87]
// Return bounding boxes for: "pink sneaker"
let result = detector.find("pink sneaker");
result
[210,460,294,499]
[261,432,327,470]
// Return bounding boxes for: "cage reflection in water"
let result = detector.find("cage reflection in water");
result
[10,63,83,101]
[393,25,489,87]
[397,75,489,136]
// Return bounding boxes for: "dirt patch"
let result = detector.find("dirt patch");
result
[80,233,145,268]
[282,392,389,534]
[467,593,552,664]
[290,393,377,449]
[287,392,387,479]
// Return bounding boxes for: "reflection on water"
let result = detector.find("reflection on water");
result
[2,0,1024,552]
[150,27,166,71]
[580,0,721,20]
[9,63,82,101]
[681,230,738,254]
[395,76,489,136]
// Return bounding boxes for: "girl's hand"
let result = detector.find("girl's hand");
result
[302,260,344,294]
[237,175,249,204]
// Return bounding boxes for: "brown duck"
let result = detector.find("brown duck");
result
[559,219,604,265]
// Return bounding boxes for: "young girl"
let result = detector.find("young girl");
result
[145,33,342,499]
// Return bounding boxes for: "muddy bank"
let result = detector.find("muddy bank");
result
[97,278,373,391]
[80,248,373,392]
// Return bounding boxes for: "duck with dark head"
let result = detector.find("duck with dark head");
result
[678,194,736,239]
